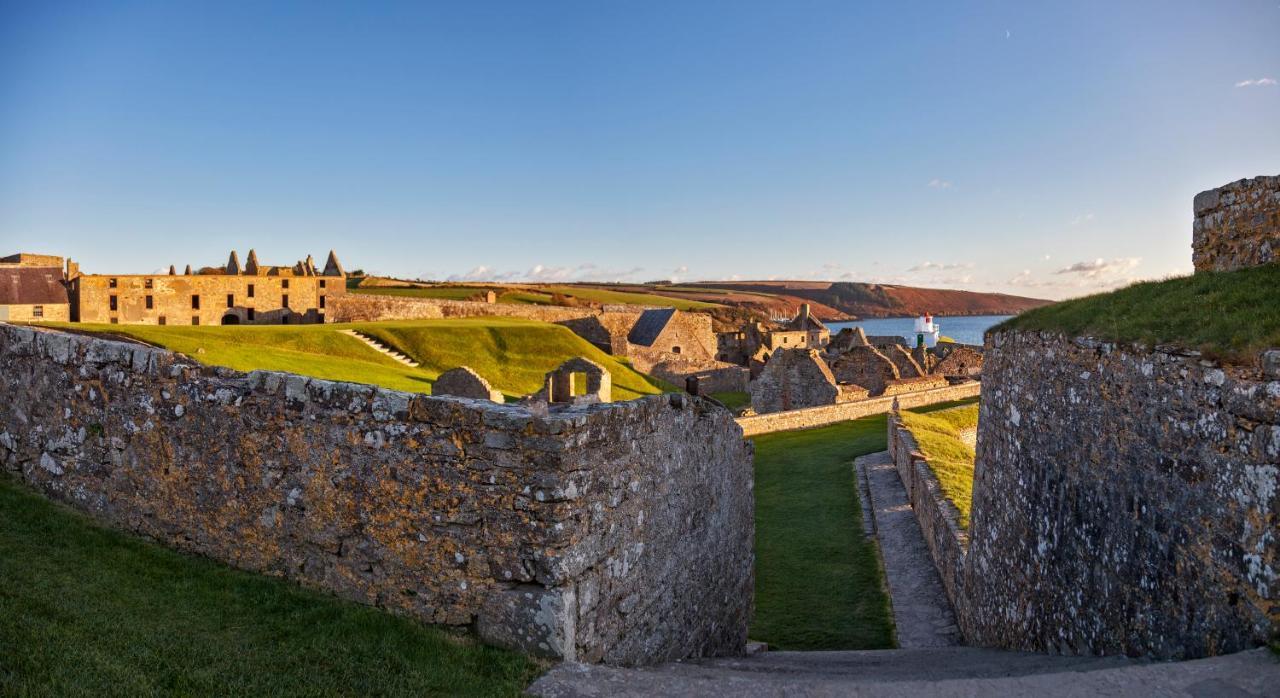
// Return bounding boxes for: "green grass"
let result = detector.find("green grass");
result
[709,391,750,412]
[996,263,1280,363]
[0,474,541,696]
[899,404,980,528]
[48,318,668,401]
[350,284,721,310]
[751,417,895,650]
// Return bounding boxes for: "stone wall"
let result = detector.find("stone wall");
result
[1192,174,1280,272]
[964,330,1279,658]
[73,272,344,326]
[748,349,841,414]
[888,412,969,627]
[0,324,754,666]
[881,374,950,397]
[829,345,900,394]
[326,292,645,326]
[736,382,981,437]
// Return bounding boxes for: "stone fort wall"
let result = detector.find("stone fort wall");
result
[0,324,754,666]
[326,292,646,327]
[1192,174,1280,272]
[963,330,1278,658]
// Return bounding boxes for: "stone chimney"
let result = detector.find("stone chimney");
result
[226,251,242,275]
[1192,175,1280,272]
[244,249,261,275]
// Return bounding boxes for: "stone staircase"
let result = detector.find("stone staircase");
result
[527,646,1279,696]
[338,329,420,367]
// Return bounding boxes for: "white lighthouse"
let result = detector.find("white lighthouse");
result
[913,313,940,348]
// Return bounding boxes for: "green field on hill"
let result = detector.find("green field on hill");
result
[0,474,541,696]
[48,319,669,401]
[997,263,1280,363]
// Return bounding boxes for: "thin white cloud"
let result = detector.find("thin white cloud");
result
[1054,257,1142,279]
[928,178,953,189]
[447,263,646,283]
[1235,78,1277,88]
[908,261,974,272]
[1070,213,1095,226]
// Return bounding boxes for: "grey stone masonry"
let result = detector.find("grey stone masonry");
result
[964,329,1279,659]
[1192,174,1280,272]
[0,324,754,666]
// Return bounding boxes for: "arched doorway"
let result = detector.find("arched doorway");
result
[221,314,240,325]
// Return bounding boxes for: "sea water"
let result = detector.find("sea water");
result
[825,315,1011,346]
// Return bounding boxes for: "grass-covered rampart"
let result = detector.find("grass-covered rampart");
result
[995,264,1280,363]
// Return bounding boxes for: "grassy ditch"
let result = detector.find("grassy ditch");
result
[899,404,980,528]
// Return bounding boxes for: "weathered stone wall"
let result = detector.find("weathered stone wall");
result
[0,303,71,322]
[888,413,968,624]
[1192,175,1280,272]
[933,345,983,378]
[0,324,754,666]
[736,382,981,437]
[881,374,950,397]
[829,345,900,394]
[964,330,1279,658]
[326,292,647,326]
[748,349,841,414]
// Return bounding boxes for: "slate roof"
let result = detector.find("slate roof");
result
[627,308,677,347]
[0,267,69,305]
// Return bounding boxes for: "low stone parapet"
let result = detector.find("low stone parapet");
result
[0,324,754,666]
[736,382,981,437]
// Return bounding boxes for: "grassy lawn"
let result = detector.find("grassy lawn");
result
[47,318,668,401]
[0,474,541,697]
[709,391,750,412]
[751,417,895,650]
[997,263,1280,363]
[900,404,980,528]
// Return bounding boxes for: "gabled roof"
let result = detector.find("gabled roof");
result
[0,267,69,305]
[627,308,677,347]
[322,250,345,277]
[787,304,827,332]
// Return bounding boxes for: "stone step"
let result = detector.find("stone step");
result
[527,647,1279,697]
[337,329,420,368]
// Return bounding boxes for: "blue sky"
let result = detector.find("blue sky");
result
[1,1,1276,299]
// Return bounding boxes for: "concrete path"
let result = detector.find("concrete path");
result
[527,647,1280,696]
[854,451,961,647]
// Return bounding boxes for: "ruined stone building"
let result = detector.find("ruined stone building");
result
[716,304,832,370]
[67,249,347,326]
[0,253,71,322]
[747,324,976,414]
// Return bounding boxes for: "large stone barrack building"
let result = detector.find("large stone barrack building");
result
[67,249,346,325]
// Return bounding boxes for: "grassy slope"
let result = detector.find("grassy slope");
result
[751,418,895,650]
[997,263,1280,363]
[0,474,540,696]
[900,404,980,528]
[49,319,667,401]
[357,319,666,399]
[709,391,751,412]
